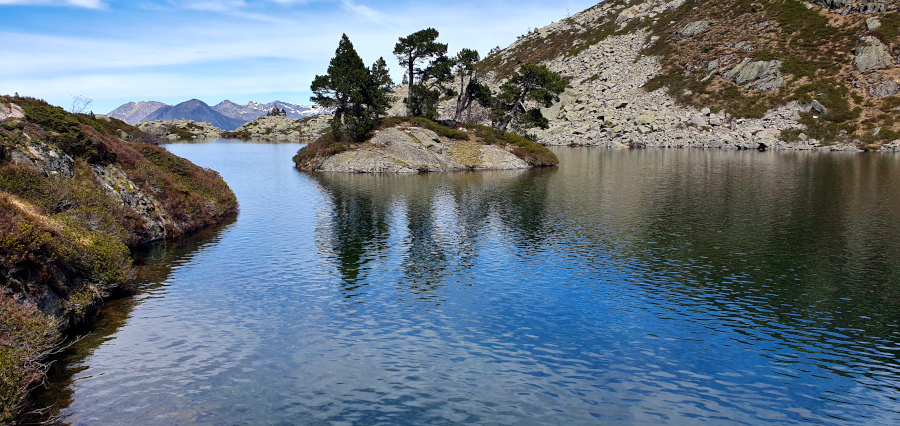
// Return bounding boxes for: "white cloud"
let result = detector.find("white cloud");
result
[0,0,105,8]
[171,0,246,12]
[339,0,396,26]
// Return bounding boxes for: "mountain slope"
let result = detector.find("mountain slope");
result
[144,99,245,131]
[475,0,900,150]
[107,101,167,124]
[213,100,327,121]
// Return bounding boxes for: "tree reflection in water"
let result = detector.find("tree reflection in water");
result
[310,168,557,303]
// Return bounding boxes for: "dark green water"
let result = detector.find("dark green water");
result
[37,142,900,424]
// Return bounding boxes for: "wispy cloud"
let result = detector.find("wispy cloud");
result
[170,0,245,12]
[339,0,395,26]
[0,0,600,112]
[0,0,105,8]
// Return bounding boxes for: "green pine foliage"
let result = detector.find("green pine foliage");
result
[311,34,394,142]
[492,63,567,132]
[394,28,452,119]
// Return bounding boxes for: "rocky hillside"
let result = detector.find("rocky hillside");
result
[224,114,332,141]
[465,0,900,151]
[294,118,558,173]
[138,119,225,140]
[107,101,167,124]
[0,96,237,421]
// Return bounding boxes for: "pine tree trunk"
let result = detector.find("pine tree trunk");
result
[407,61,415,116]
[499,90,528,132]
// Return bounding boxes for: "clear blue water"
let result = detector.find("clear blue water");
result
[40,142,900,424]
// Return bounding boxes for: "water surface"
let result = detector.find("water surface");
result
[40,142,900,424]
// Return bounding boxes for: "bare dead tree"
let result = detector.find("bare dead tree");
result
[70,95,92,114]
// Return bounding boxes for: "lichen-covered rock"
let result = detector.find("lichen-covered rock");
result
[8,141,74,177]
[869,79,899,97]
[854,36,893,72]
[721,58,784,92]
[811,100,828,114]
[0,102,25,120]
[678,20,709,38]
[866,16,882,30]
[92,164,169,242]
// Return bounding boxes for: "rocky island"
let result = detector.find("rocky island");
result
[138,118,224,140]
[0,96,237,421]
[223,114,332,141]
[293,118,558,173]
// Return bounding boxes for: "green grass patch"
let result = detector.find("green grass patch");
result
[468,125,558,166]
[293,130,353,168]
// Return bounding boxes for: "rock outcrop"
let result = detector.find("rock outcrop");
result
[310,126,529,173]
[678,20,709,38]
[0,102,25,120]
[869,79,900,97]
[854,36,894,72]
[809,0,897,13]
[295,119,557,173]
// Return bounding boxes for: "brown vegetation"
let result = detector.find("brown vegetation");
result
[1,95,237,421]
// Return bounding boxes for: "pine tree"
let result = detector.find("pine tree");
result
[451,48,490,123]
[310,34,394,141]
[492,63,566,132]
[311,34,369,130]
[393,28,449,118]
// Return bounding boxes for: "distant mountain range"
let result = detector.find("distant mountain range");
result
[108,99,328,130]
[144,99,245,131]
[107,101,167,124]
[212,100,327,122]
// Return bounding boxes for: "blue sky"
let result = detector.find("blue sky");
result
[0,0,599,113]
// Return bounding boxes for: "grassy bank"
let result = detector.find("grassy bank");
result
[0,95,238,422]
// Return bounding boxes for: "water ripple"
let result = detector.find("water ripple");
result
[37,143,900,425]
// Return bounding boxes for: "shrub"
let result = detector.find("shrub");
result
[408,117,469,140]
[19,100,97,161]
[293,131,354,167]
[468,125,558,166]
[0,294,60,424]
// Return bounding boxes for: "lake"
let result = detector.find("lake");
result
[37,141,900,424]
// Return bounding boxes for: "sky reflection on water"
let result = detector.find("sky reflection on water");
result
[38,142,900,425]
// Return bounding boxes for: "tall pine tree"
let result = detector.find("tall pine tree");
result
[393,28,448,118]
[311,34,393,141]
